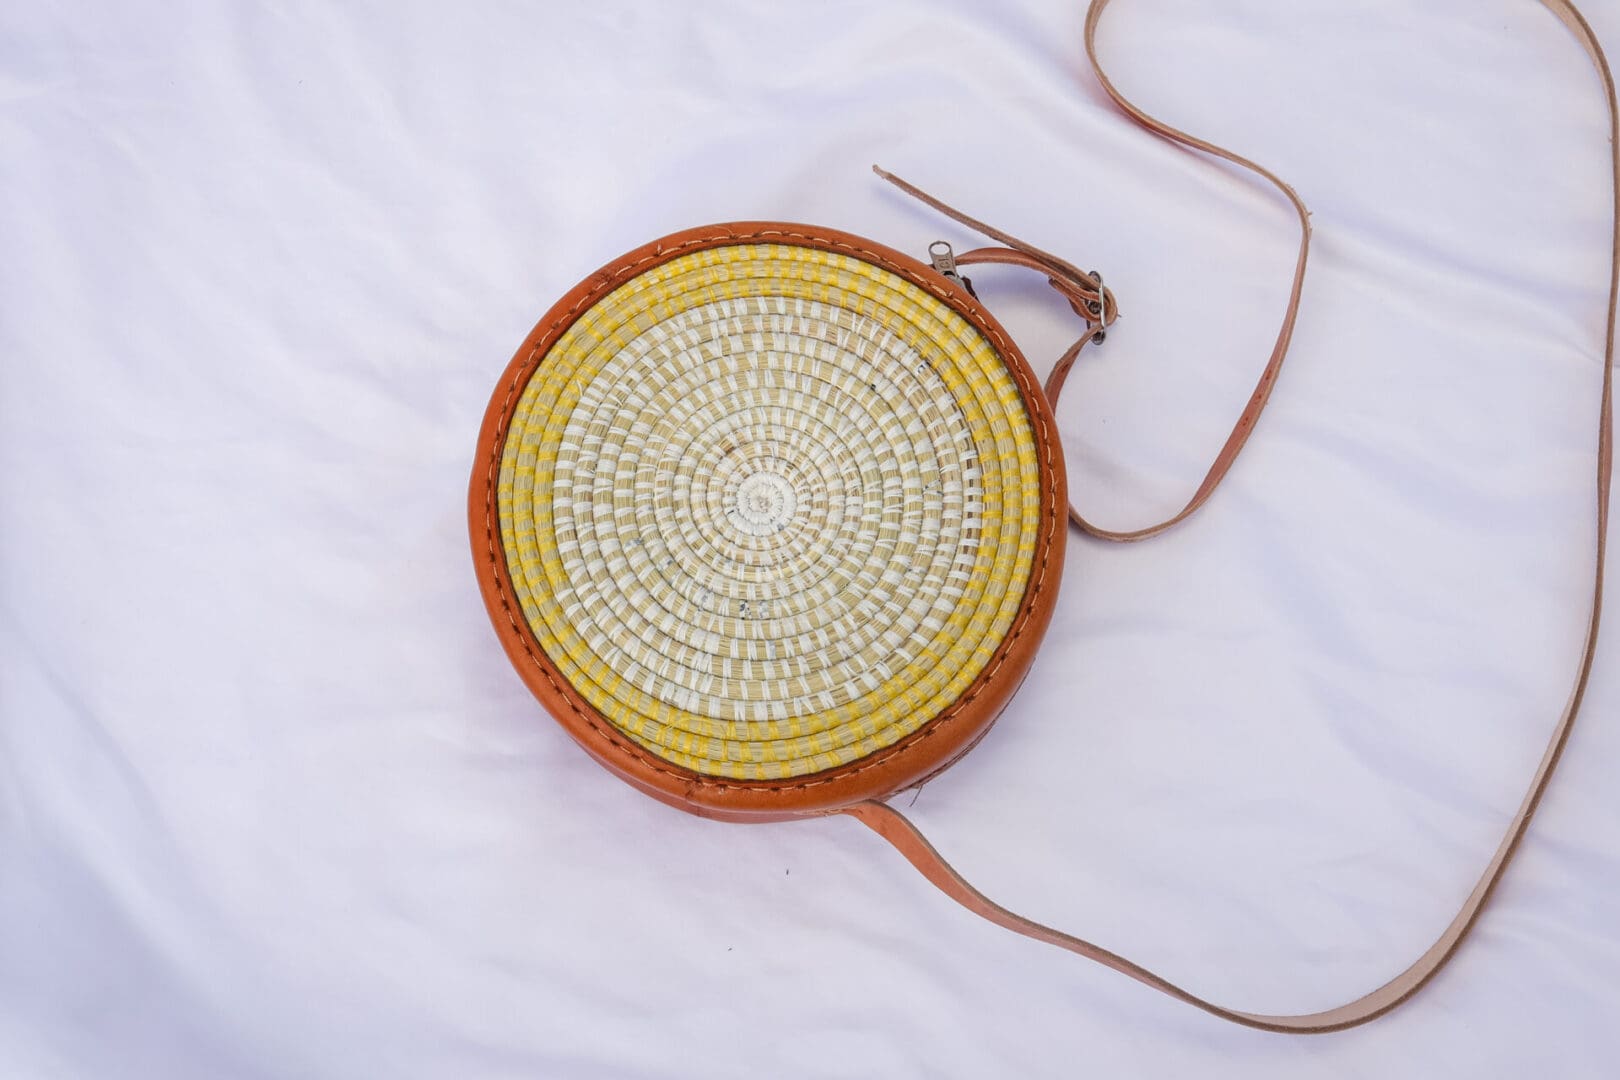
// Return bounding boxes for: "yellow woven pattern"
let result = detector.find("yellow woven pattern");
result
[497,243,1040,779]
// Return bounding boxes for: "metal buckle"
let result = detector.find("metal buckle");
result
[1087,269,1107,345]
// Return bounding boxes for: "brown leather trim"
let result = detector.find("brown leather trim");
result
[467,222,1068,821]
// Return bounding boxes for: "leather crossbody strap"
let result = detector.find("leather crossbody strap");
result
[848,0,1617,1034]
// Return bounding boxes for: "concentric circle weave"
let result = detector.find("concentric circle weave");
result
[495,241,1043,781]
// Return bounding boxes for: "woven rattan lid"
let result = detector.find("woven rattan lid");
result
[470,224,1065,819]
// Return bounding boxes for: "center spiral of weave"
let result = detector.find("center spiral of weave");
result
[497,242,1042,781]
[731,470,798,534]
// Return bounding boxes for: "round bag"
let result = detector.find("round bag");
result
[469,223,1073,820]
[469,0,1617,1034]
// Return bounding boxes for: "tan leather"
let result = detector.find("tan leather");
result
[876,87,1304,545]
[871,167,1121,330]
[955,247,1117,332]
[844,0,1617,1034]
[468,222,1070,821]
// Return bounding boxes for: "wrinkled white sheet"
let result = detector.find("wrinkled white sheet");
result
[3,1,1618,1076]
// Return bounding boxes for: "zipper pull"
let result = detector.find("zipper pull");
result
[927,241,975,297]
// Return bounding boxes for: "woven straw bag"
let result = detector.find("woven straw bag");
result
[469,0,1617,1032]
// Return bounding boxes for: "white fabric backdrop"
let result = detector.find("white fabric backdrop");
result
[3,1,1618,1076]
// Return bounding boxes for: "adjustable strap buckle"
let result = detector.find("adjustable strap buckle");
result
[1083,270,1108,345]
